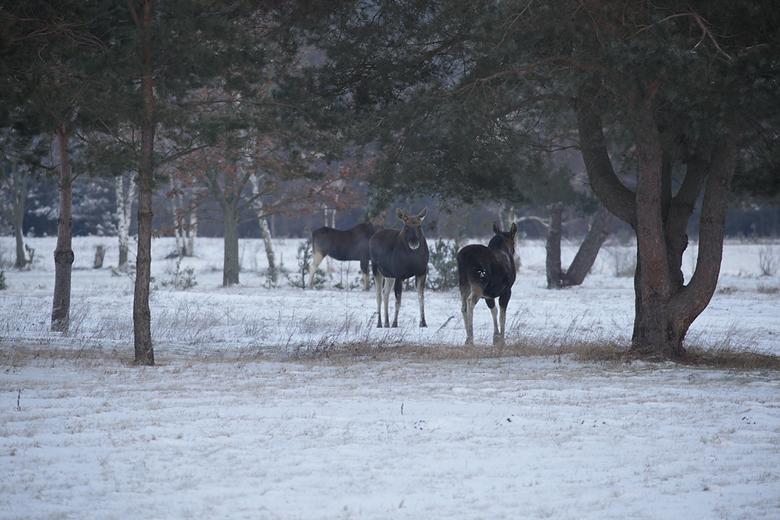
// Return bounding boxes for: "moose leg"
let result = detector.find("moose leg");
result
[486,298,500,345]
[375,271,384,328]
[360,259,370,291]
[416,274,427,327]
[391,278,402,328]
[308,248,325,288]
[497,290,511,347]
[466,289,480,346]
[382,277,394,328]
[460,284,473,345]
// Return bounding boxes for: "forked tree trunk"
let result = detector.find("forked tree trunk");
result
[51,125,74,332]
[223,202,240,286]
[545,204,611,289]
[132,0,155,365]
[561,208,611,286]
[576,82,736,359]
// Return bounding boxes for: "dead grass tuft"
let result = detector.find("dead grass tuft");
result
[287,336,630,364]
[680,346,780,370]
[756,284,779,295]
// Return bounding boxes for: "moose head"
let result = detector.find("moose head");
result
[492,222,518,257]
[397,208,427,250]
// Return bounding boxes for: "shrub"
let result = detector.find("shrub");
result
[758,245,778,277]
[427,238,461,291]
[160,256,197,290]
[287,239,325,289]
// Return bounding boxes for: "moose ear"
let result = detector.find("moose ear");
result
[396,208,406,221]
[510,222,517,236]
[417,207,427,220]
[493,222,501,234]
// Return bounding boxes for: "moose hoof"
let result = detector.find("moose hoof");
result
[377,321,383,328]
[419,320,427,328]
[465,337,474,346]
[391,321,398,328]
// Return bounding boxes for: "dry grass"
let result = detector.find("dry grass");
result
[288,337,629,364]
[680,346,780,370]
[756,284,779,295]
[3,336,778,371]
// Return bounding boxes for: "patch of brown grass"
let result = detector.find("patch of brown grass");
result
[680,346,780,370]
[287,337,630,364]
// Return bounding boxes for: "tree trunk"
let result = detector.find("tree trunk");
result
[171,177,184,255]
[249,173,275,279]
[51,125,74,332]
[116,172,136,270]
[545,203,563,289]
[184,208,197,257]
[223,202,240,286]
[561,208,612,286]
[575,83,737,359]
[13,168,28,268]
[132,0,155,365]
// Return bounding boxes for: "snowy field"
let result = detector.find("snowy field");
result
[1,235,779,519]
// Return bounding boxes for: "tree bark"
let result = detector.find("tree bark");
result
[561,208,612,286]
[223,202,240,286]
[630,104,676,357]
[171,177,184,255]
[576,82,737,359]
[249,173,275,279]
[12,167,29,269]
[184,208,197,256]
[116,172,136,270]
[132,0,155,365]
[545,203,563,289]
[51,125,74,332]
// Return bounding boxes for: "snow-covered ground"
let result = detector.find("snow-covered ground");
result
[1,236,779,519]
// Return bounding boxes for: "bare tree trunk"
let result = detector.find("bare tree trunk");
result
[249,173,275,276]
[51,125,74,332]
[223,202,240,286]
[171,177,184,255]
[561,208,612,286]
[545,203,563,289]
[184,208,197,256]
[132,0,155,365]
[12,167,29,269]
[116,172,136,270]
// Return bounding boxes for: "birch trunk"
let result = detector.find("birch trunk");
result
[116,172,136,270]
[12,166,29,269]
[184,209,197,257]
[249,173,275,278]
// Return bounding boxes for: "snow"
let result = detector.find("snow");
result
[1,236,779,518]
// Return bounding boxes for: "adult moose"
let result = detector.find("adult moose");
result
[457,222,517,346]
[370,208,429,328]
[309,222,376,290]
